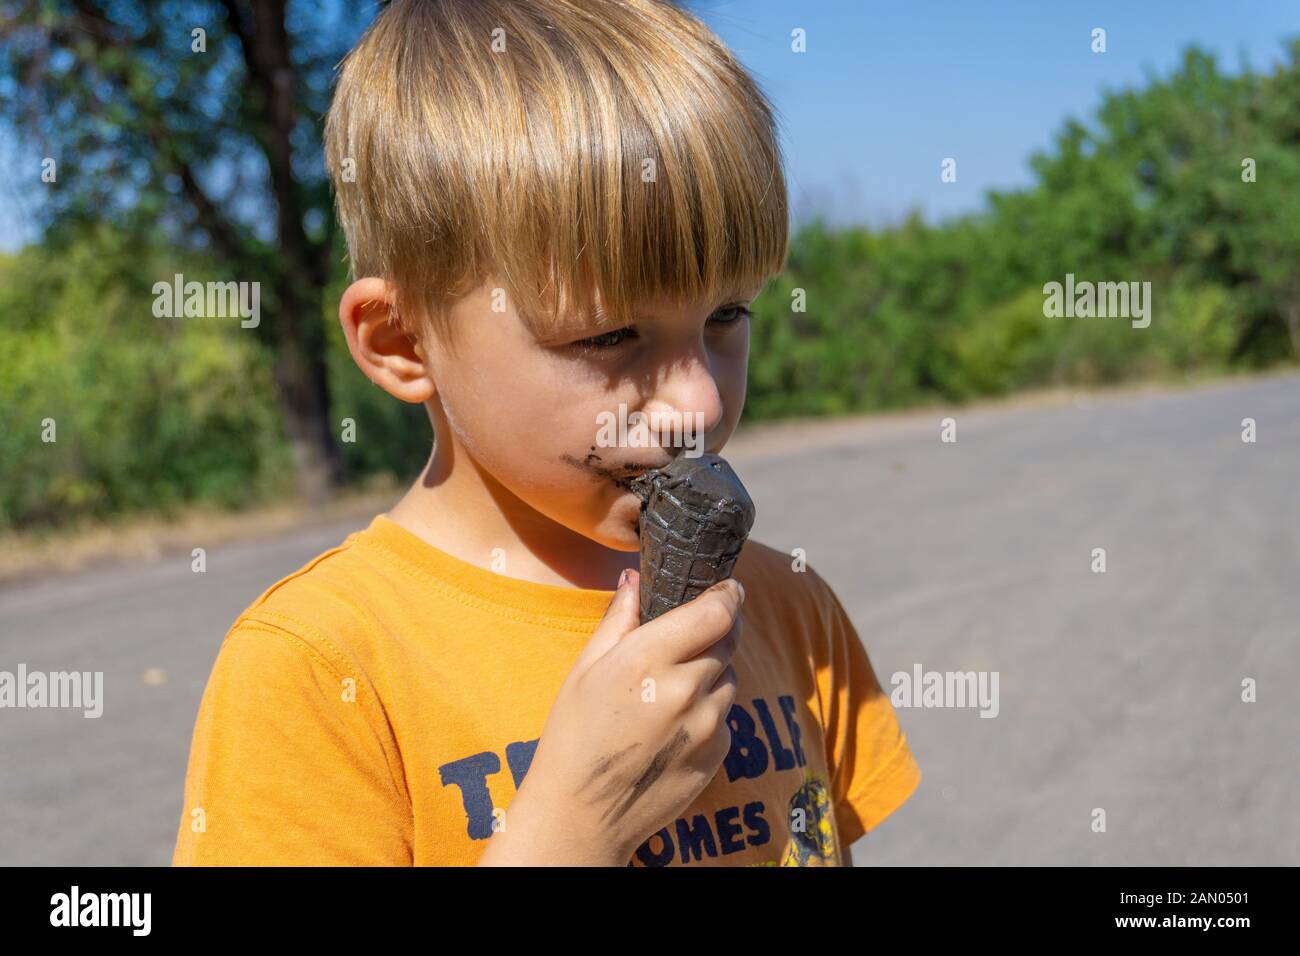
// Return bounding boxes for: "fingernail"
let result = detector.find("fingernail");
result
[736,580,746,603]
[618,568,631,589]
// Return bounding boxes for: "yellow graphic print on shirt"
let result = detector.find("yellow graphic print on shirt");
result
[780,771,837,866]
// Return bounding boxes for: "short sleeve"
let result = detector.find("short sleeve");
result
[172,620,414,865]
[812,575,921,848]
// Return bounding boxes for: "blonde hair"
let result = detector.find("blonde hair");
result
[324,0,788,348]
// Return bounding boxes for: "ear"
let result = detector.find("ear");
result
[338,278,436,404]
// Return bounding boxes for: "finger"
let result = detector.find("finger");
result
[698,662,739,721]
[571,568,642,672]
[622,577,745,665]
[707,662,738,698]
[679,614,743,693]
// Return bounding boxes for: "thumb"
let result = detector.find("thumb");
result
[573,568,641,671]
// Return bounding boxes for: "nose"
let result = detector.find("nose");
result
[640,349,726,451]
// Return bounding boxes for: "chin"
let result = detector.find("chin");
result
[588,514,641,552]
[612,525,642,552]
[600,490,644,550]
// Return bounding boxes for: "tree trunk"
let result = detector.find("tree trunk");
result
[274,295,345,505]
[237,0,347,501]
[1284,301,1300,360]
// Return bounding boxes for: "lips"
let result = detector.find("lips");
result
[559,451,675,489]
[607,459,669,479]
[608,461,664,492]
[587,450,677,478]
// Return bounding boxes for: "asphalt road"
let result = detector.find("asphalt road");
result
[2,373,1297,865]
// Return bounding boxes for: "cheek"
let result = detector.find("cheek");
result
[440,356,614,486]
[713,341,749,429]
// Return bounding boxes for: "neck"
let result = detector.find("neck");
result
[386,430,637,592]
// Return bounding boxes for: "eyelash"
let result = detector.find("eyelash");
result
[571,306,752,352]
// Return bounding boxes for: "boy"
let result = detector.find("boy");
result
[172,0,920,867]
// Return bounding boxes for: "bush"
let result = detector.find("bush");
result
[0,231,292,530]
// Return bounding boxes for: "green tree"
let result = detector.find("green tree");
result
[0,0,373,500]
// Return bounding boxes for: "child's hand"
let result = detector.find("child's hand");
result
[479,568,744,866]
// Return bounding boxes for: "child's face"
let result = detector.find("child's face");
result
[422,278,756,552]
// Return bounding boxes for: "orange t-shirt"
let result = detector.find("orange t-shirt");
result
[171,514,920,866]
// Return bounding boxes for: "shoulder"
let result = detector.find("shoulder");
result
[199,528,399,743]
[220,523,385,680]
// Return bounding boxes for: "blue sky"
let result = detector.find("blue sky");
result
[694,0,1300,227]
[2,0,1297,251]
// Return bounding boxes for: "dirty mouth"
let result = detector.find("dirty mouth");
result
[560,452,667,491]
